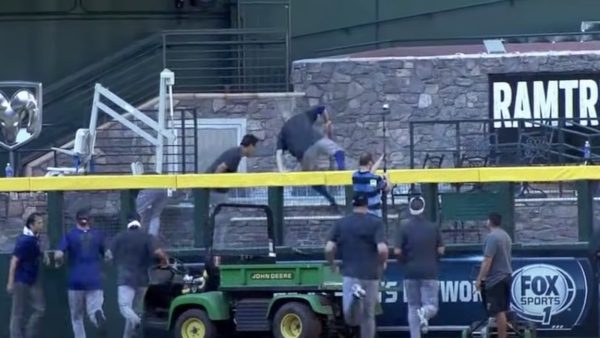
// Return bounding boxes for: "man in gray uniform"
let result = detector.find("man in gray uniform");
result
[135,188,169,237]
[110,212,169,338]
[276,106,346,207]
[395,197,445,338]
[476,212,513,338]
[325,194,388,338]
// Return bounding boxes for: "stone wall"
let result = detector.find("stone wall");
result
[4,51,600,252]
[291,51,600,168]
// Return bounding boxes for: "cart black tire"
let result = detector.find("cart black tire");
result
[174,308,217,338]
[273,302,322,338]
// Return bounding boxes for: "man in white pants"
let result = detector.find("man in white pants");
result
[395,197,445,338]
[109,212,168,338]
[55,208,109,338]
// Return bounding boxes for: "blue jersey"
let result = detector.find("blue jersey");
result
[352,170,386,217]
[59,227,106,290]
[13,234,41,285]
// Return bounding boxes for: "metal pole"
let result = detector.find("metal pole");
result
[382,103,390,226]
[9,151,15,177]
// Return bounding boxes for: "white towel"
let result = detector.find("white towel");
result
[22,226,35,236]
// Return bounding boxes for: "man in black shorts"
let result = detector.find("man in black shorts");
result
[276,106,345,207]
[476,212,513,338]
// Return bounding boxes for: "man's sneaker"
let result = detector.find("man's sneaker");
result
[94,310,107,337]
[132,322,142,338]
[351,284,366,299]
[417,308,429,334]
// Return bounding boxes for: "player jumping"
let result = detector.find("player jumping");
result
[276,105,346,207]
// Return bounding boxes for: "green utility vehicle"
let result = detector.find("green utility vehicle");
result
[143,203,380,338]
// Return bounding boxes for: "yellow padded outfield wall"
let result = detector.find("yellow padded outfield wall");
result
[0,165,599,192]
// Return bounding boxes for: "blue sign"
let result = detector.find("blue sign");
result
[377,256,592,332]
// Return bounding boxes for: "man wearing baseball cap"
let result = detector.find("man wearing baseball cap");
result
[325,193,388,338]
[55,208,109,338]
[110,212,168,338]
[395,196,445,338]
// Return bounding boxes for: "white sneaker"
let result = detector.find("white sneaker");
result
[417,308,429,334]
[351,284,366,299]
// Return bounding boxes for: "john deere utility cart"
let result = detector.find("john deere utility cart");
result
[143,203,379,338]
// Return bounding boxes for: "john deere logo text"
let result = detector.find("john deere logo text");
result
[251,272,294,280]
[511,264,576,325]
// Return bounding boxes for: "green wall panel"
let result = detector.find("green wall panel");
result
[287,0,600,60]
[0,0,230,87]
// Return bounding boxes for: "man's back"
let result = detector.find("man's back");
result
[398,216,443,280]
[110,228,158,287]
[61,228,105,290]
[483,228,512,286]
[278,110,322,159]
[329,212,385,280]
[352,170,384,216]
[205,146,242,174]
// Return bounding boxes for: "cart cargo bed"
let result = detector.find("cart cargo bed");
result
[218,262,342,291]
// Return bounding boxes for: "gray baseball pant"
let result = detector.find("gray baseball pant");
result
[136,189,169,236]
[405,279,440,338]
[342,277,380,338]
[67,290,105,338]
[118,285,147,338]
[9,282,45,338]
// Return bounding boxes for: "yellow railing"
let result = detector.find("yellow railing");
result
[0,165,598,192]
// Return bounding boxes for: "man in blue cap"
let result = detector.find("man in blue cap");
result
[276,105,346,207]
[325,193,388,338]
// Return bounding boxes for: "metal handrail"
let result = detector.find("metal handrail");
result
[20,28,290,169]
[409,118,600,169]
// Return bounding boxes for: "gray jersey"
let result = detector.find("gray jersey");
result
[483,227,512,287]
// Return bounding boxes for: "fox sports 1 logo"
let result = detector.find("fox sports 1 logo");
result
[511,264,576,325]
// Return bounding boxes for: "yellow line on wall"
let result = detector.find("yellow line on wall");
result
[0,165,592,192]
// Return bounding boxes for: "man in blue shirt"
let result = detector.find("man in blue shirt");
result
[7,212,46,338]
[352,153,391,218]
[55,208,109,338]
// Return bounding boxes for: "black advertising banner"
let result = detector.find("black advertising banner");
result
[488,72,600,162]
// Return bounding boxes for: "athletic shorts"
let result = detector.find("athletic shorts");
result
[482,276,512,316]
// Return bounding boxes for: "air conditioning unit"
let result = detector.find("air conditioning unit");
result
[74,128,91,155]
[131,161,145,175]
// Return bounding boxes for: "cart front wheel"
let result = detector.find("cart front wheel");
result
[174,308,217,338]
[273,302,322,338]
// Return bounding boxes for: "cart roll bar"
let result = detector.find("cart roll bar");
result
[209,203,276,258]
